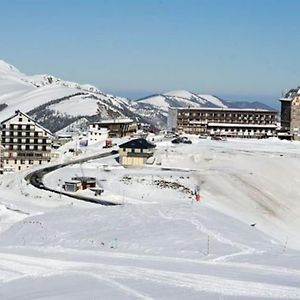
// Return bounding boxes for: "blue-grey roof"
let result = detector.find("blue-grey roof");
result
[119,138,156,149]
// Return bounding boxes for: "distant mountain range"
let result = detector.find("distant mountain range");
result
[0,60,275,133]
[136,90,274,111]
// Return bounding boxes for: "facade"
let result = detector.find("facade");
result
[168,107,277,138]
[88,118,137,141]
[87,126,109,144]
[119,138,156,166]
[72,176,96,189]
[0,145,4,174]
[280,87,300,140]
[0,110,53,172]
[64,180,82,192]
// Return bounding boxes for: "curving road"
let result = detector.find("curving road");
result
[25,150,119,206]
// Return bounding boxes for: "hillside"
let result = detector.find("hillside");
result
[137,89,274,112]
[0,60,166,132]
[0,60,275,133]
[0,137,300,298]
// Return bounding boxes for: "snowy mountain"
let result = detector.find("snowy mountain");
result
[137,89,273,112]
[0,60,274,133]
[0,60,166,132]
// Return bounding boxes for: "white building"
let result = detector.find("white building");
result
[87,126,109,144]
[0,110,54,172]
[88,118,137,143]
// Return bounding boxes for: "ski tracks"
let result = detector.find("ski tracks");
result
[0,251,300,299]
[158,209,264,262]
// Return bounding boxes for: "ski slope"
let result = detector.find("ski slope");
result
[0,137,300,299]
[0,60,130,122]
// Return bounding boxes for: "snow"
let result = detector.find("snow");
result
[139,95,170,110]
[0,136,300,298]
[138,90,229,112]
[0,60,129,122]
[164,90,197,99]
[0,60,22,75]
[198,94,228,108]
[48,95,99,116]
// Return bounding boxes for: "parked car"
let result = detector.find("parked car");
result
[199,134,208,139]
[171,136,192,144]
[211,135,227,141]
[171,137,181,144]
[181,137,192,144]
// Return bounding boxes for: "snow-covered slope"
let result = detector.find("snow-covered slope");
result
[0,60,170,132]
[0,60,159,132]
[0,137,300,299]
[137,89,273,112]
[0,60,274,133]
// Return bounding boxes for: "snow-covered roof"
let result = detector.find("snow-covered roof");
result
[172,107,276,113]
[208,123,277,128]
[93,118,133,125]
[1,110,54,136]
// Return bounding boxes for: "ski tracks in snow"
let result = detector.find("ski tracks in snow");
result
[0,251,300,299]
[158,209,264,262]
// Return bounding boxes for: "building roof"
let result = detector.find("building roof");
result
[119,138,156,149]
[1,110,54,136]
[65,180,82,184]
[208,123,277,128]
[72,176,96,182]
[92,118,133,125]
[170,107,277,113]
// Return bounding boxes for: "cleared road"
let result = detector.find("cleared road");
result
[25,150,119,206]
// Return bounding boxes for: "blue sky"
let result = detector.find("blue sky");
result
[1,0,300,107]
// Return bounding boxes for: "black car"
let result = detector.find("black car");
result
[171,137,181,144]
[171,137,192,144]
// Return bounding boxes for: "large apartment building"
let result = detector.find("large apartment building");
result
[168,107,278,138]
[280,87,300,140]
[0,110,53,172]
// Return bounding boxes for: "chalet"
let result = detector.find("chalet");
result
[88,118,137,140]
[0,110,54,172]
[64,180,82,193]
[119,138,156,166]
[71,176,96,189]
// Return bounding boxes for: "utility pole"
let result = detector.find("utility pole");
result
[207,235,210,255]
[283,236,288,254]
[58,178,62,199]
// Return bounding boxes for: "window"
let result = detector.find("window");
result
[19,118,22,122]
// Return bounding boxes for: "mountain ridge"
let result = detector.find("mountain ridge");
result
[0,60,275,133]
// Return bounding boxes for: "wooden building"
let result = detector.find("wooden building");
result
[71,176,96,189]
[119,138,156,166]
[88,118,137,139]
[64,180,82,192]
